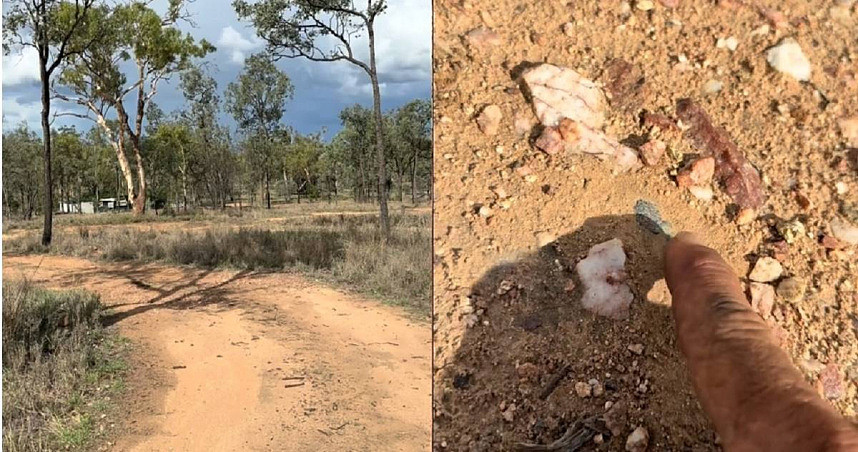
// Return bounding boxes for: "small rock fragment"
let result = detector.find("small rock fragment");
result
[831,218,858,245]
[478,205,493,218]
[688,185,714,201]
[766,38,812,82]
[760,8,789,29]
[777,218,806,244]
[589,379,605,397]
[628,343,645,355]
[817,364,845,400]
[749,257,783,282]
[522,64,606,129]
[749,282,775,318]
[575,381,592,397]
[576,239,634,319]
[736,208,756,225]
[821,235,847,250]
[658,0,679,7]
[477,105,503,136]
[513,114,532,137]
[562,22,575,37]
[626,426,650,452]
[639,140,665,166]
[776,277,804,302]
[839,116,858,148]
[604,401,627,436]
[676,99,765,209]
[502,404,516,422]
[465,28,501,48]
[676,157,716,188]
[702,79,724,94]
[603,58,649,112]
[636,0,654,11]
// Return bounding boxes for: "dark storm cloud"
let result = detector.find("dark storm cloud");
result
[1,0,430,140]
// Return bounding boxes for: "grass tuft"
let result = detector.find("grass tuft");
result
[2,281,127,451]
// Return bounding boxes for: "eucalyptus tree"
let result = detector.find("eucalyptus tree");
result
[389,99,431,204]
[336,104,375,203]
[233,0,392,238]
[56,0,213,215]
[225,52,293,209]
[3,0,99,244]
[2,124,43,219]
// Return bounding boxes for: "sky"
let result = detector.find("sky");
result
[1,0,431,140]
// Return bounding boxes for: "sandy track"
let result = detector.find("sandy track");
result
[3,255,430,451]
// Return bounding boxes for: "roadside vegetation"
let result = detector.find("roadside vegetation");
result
[2,281,128,451]
[4,209,431,313]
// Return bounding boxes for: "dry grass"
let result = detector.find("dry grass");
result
[2,281,128,451]
[4,209,431,314]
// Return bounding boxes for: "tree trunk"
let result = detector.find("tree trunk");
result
[367,24,390,239]
[411,147,419,205]
[39,51,53,245]
[265,172,271,209]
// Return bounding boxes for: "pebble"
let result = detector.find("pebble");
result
[776,218,806,244]
[702,79,724,94]
[817,364,845,400]
[676,157,715,188]
[766,38,812,82]
[776,277,804,302]
[636,0,654,11]
[639,140,665,166]
[839,116,858,148]
[575,381,592,397]
[628,343,645,355]
[562,22,575,37]
[465,28,501,48]
[831,218,858,245]
[688,185,714,201]
[501,404,516,422]
[478,205,493,218]
[749,282,775,319]
[735,208,756,225]
[589,378,605,397]
[476,105,503,136]
[625,426,650,452]
[749,257,783,282]
[576,239,634,319]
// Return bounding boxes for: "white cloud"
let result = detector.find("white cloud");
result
[2,47,41,87]
[1,96,42,129]
[300,0,430,96]
[217,26,262,64]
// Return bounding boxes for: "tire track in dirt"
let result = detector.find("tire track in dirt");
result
[2,255,430,451]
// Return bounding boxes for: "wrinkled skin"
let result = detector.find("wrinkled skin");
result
[665,233,858,451]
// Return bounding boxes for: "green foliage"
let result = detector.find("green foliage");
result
[225,53,293,134]
[232,0,387,67]
[2,124,43,219]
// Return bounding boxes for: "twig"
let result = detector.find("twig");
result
[539,364,571,400]
[515,415,604,452]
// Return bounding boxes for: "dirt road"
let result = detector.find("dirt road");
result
[3,255,430,451]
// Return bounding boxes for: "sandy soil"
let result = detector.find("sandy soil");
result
[433,0,857,450]
[3,255,431,452]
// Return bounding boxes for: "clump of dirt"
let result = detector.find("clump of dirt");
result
[433,0,857,450]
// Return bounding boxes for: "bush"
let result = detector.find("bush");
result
[3,211,432,314]
[2,282,126,451]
